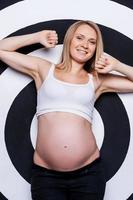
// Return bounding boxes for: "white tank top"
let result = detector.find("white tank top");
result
[36,64,96,123]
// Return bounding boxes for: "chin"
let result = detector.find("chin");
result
[76,59,89,64]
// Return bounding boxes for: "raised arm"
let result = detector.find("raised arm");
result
[95,53,133,95]
[0,30,58,79]
[0,30,58,51]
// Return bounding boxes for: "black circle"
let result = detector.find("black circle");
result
[95,93,130,181]
[5,81,36,183]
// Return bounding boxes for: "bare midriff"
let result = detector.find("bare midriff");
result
[33,112,100,171]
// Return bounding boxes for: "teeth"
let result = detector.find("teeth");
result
[77,49,87,54]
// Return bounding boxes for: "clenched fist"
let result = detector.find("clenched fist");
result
[95,53,120,74]
[39,30,58,48]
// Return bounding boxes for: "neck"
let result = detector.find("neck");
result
[70,60,85,75]
[57,60,86,75]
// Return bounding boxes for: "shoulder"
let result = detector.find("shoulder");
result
[89,72,101,90]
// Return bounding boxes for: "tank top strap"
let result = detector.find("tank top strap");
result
[88,73,95,88]
[88,73,93,81]
[49,63,55,73]
[46,63,55,79]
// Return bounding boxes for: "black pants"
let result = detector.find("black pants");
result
[31,158,106,200]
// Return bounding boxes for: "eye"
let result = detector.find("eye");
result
[76,35,83,40]
[90,40,96,45]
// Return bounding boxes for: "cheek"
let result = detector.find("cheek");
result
[91,45,96,51]
[90,46,96,56]
[69,45,73,57]
[69,42,76,56]
[70,40,76,49]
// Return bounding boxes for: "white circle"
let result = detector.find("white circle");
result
[30,115,37,149]
[92,108,105,149]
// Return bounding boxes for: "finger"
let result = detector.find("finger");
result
[48,31,58,38]
[48,42,56,47]
[95,68,106,74]
[47,36,58,41]
[96,60,107,68]
[48,38,57,42]
[98,57,106,62]
[96,60,106,66]
[48,37,58,44]
[46,40,56,47]
[48,40,58,46]
[48,43,56,48]
[99,55,108,62]
[95,65,105,70]
[99,57,110,66]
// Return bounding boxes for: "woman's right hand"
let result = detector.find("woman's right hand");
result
[39,30,58,48]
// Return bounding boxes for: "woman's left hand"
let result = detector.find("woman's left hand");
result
[95,53,119,74]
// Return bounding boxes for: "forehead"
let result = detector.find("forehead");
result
[74,24,97,39]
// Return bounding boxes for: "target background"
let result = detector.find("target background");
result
[0,0,133,199]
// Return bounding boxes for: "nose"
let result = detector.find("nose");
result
[82,40,89,49]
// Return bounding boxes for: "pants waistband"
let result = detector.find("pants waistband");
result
[32,157,101,177]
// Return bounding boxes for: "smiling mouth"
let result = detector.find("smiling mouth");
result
[77,49,88,54]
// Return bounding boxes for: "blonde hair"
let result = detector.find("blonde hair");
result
[57,20,104,74]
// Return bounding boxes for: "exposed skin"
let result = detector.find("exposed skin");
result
[0,24,133,171]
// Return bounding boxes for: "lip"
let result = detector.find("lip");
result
[77,49,88,54]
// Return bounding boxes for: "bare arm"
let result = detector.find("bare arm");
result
[0,50,50,78]
[0,30,58,51]
[0,32,39,51]
[95,53,133,94]
[0,30,58,78]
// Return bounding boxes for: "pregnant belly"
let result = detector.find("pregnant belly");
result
[34,112,99,171]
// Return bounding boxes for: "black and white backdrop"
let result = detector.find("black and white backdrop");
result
[0,0,133,199]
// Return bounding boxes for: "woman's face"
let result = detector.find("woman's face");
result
[70,24,97,65]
